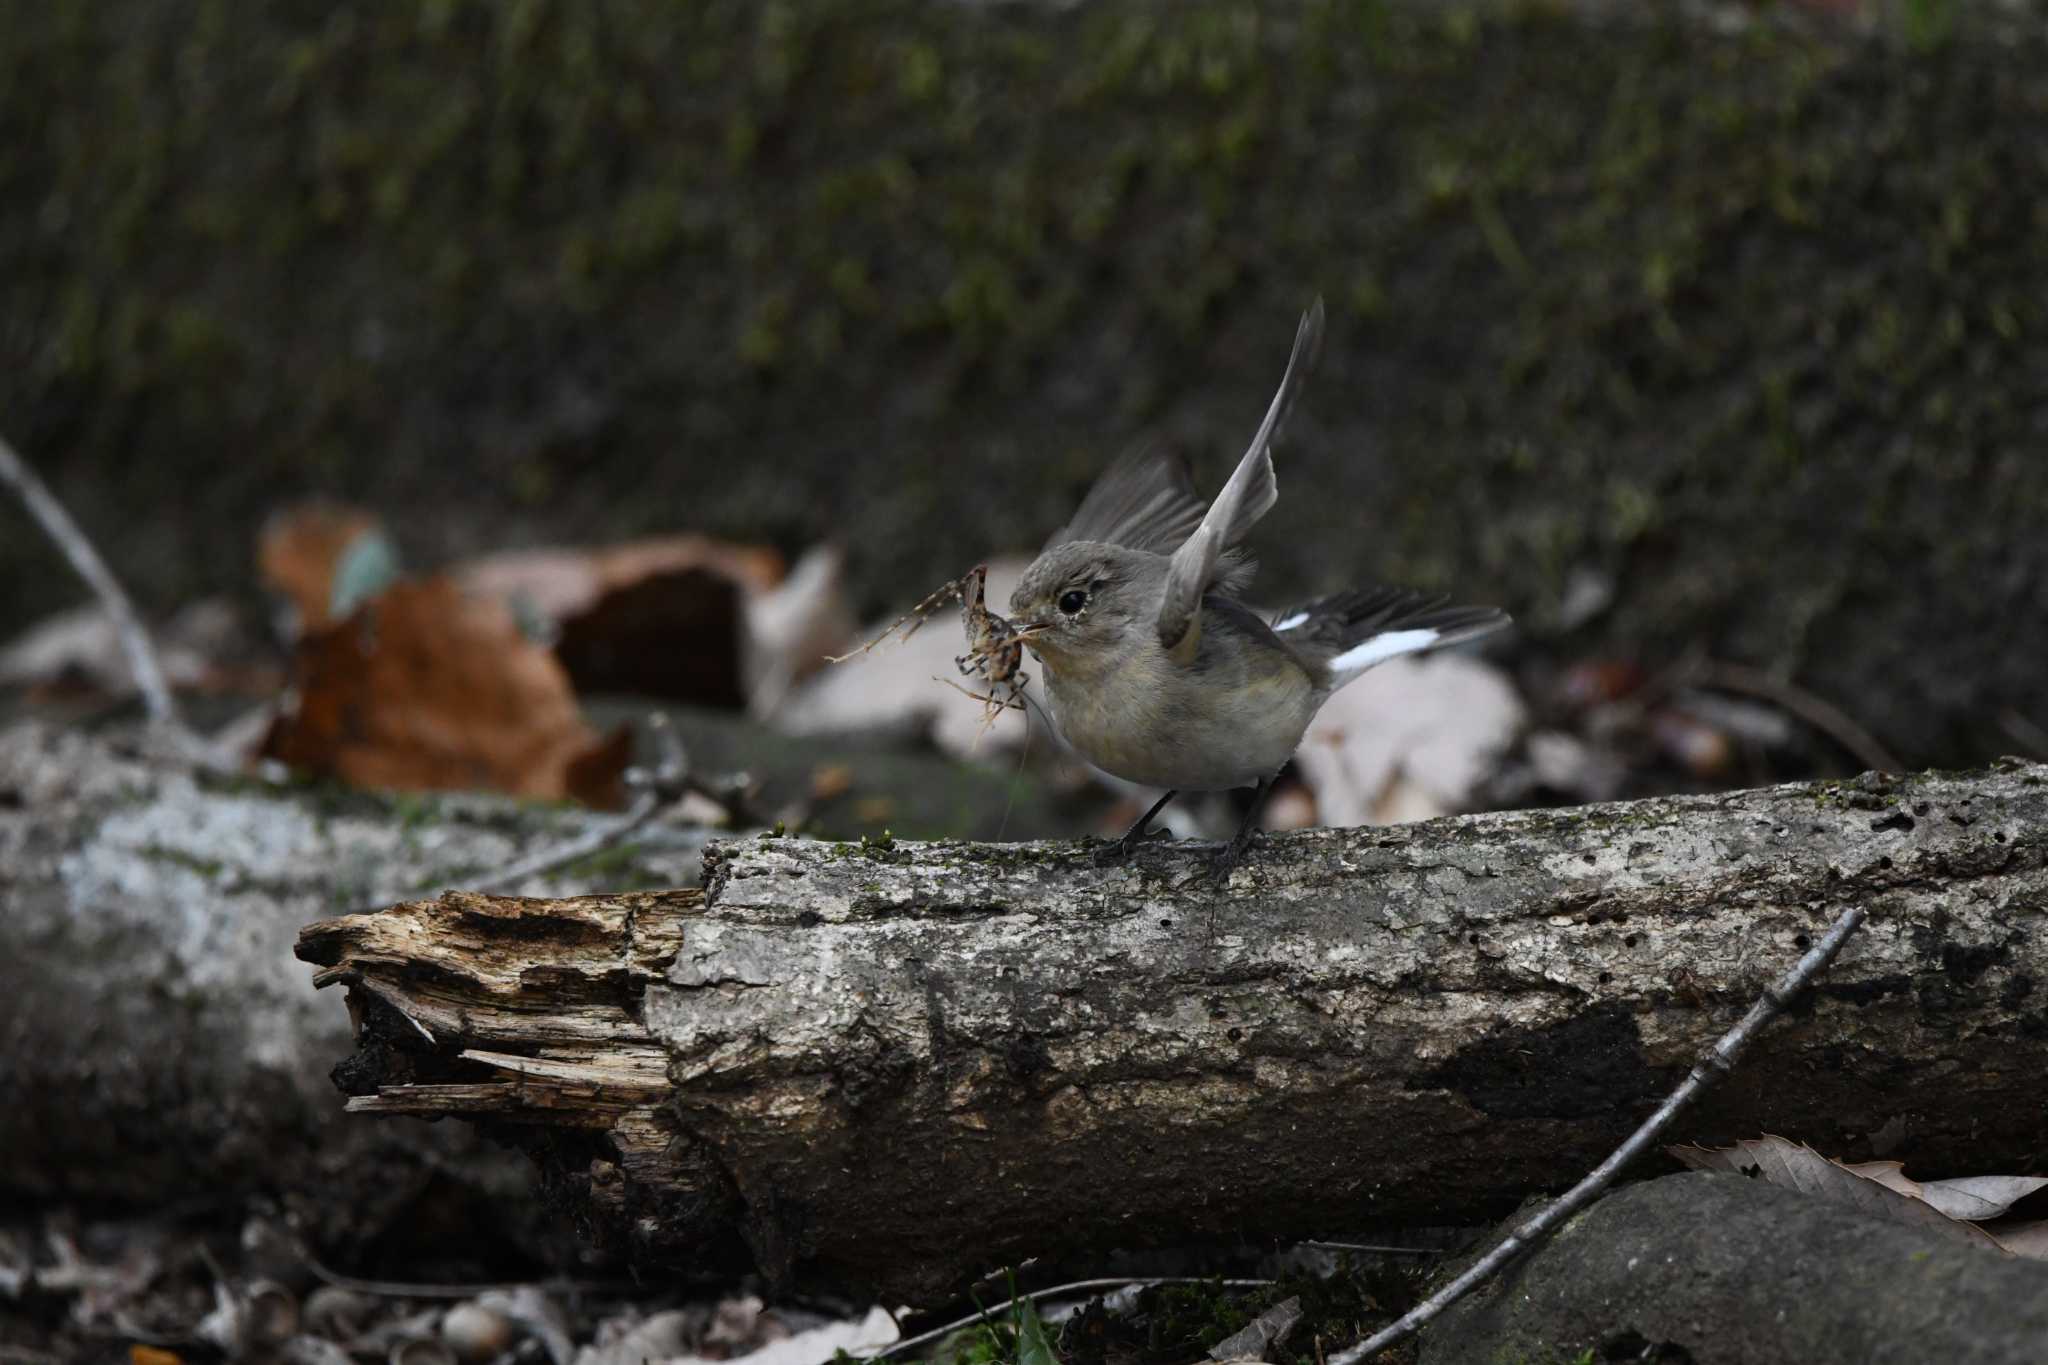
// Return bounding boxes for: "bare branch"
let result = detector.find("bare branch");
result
[468,789,666,895]
[0,431,181,727]
[866,1278,1276,1362]
[346,713,721,914]
[1698,659,1903,776]
[1328,903,1868,1364]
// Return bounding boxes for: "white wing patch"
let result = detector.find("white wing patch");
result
[1328,628,1441,681]
[1272,611,1310,632]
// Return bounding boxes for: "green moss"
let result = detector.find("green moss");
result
[555,840,670,889]
[2,2,2043,766]
[140,842,226,879]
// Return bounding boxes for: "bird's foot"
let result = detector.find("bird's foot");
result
[1093,827,1161,867]
[1204,831,1259,885]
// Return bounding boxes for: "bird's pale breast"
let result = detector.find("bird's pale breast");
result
[1041,627,1317,791]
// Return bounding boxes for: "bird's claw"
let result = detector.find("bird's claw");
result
[1205,835,1257,885]
[1092,829,1160,867]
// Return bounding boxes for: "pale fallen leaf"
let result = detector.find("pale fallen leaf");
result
[1208,1295,1301,1361]
[0,599,254,698]
[1838,1159,1923,1199]
[655,1306,898,1365]
[1293,652,1524,827]
[457,535,782,625]
[458,535,785,707]
[572,1309,692,1365]
[1524,728,1626,804]
[1670,1136,2009,1253]
[745,544,857,714]
[472,1286,574,1365]
[1915,1175,2048,1223]
[1371,770,1452,824]
[1259,779,1318,832]
[1982,1219,2048,1260]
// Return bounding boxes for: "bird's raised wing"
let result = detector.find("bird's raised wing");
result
[1156,297,1325,655]
[1045,445,1209,559]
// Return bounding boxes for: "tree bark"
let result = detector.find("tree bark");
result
[0,719,706,1261]
[297,760,2048,1301]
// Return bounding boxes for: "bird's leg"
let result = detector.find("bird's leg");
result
[1095,789,1178,865]
[1207,775,1277,882]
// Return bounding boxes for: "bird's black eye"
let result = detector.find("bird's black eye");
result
[1058,589,1088,615]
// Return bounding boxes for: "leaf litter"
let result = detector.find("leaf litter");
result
[1670,1135,2048,1258]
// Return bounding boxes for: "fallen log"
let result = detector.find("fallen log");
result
[0,719,706,1261]
[298,762,2048,1301]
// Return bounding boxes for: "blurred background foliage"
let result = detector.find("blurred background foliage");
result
[1,0,2043,765]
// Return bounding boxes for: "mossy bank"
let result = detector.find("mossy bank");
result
[2,1,2042,764]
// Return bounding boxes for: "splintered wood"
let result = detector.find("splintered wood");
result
[826,564,1037,735]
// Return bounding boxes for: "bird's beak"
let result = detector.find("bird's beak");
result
[1004,617,1056,661]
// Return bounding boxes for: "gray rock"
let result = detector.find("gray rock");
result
[1423,1172,2048,1365]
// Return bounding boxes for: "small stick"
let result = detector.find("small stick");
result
[1697,659,1903,776]
[348,716,701,912]
[0,431,181,727]
[471,713,693,893]
[304,1254,644,1301]
[1328,903,1868,1364]
[1297,1240,1443,1258]
[863,1277,1277,1362]
[469,788,665,895]
[1998,708,2048,761]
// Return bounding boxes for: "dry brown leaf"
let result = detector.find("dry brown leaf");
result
[260,575,627,806]
[258,503,389,633]
[1670,1136,2011,1254]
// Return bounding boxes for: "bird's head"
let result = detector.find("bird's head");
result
[1007,542,1156,679]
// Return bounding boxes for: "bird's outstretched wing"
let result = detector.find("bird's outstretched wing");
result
[1157,296,1325,655]
[1045,445,1210,559]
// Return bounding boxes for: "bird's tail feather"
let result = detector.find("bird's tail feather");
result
[1272,586,1510,692]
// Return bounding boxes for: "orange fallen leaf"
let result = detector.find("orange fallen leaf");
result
[260,574,627,807]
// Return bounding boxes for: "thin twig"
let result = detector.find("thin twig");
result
[1697,660,1903,775]
[468,787,666,895]
[347,715,705,913]
[1998,708,2048,761]
[472,712,689,893]
[1329,903,1868,1365]
[1297,1241,1444,1258]
[305,1255,643,1301]
[865,1277,1275,1362]
[0,431,180,726]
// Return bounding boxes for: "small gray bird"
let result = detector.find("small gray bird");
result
[1007,298,1510,877]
